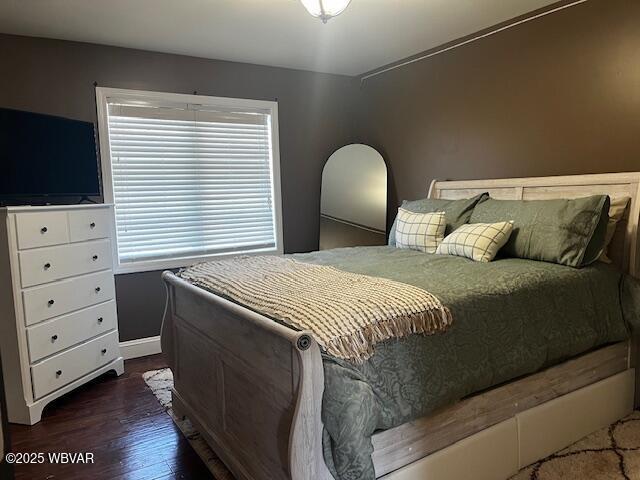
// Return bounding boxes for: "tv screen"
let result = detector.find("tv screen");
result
[0,108,101,201]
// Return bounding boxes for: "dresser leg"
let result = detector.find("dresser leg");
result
[26,402,45,425]
[111,357,125,377]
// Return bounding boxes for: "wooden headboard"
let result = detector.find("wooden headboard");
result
[428,173,640,277]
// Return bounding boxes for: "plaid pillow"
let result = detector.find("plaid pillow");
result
[435,221,514,262]
[395,208,446,253]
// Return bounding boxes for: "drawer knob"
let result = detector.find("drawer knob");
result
[92,255,99,261]
[95,287,101,293]
[51,334,58,342]
[101,348,107,355]
[47,299,55,306]
[41,226,48,234]
[56,370,62,377]
[97,317,104,324]
[90,222,96,229]
[44,262,51,270]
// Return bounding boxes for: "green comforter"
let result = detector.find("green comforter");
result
[290,246,636,480]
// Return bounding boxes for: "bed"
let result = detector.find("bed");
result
[160,172,640,480]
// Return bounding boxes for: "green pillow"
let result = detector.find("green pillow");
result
[469,195,610,267]
[389,193,489,246]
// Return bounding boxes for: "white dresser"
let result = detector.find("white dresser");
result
[0,204,124,425]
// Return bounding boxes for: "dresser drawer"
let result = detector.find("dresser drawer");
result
[27,301,117,363]
[22,271,115,326]
[15,211,70,250]
[19,239,112,288]
[68,209,111,242]
[31,330,119,399]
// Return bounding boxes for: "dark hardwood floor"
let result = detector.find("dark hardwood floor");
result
[9,355,213,480]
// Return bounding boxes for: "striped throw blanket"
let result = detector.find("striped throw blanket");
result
[178,256,453,362]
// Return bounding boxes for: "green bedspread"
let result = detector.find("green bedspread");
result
[290,246,636,480]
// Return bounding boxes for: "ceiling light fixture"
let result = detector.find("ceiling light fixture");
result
[300,0,352,23]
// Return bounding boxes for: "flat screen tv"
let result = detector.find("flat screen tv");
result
[0,108,101,204]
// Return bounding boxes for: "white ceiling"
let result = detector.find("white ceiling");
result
[0,0,561,76]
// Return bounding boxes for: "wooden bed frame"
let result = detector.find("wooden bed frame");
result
[161,172,640,480]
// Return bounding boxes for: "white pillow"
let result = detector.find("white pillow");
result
[394,208,446,253]
[599,197,630,263]
[435,221,514,262]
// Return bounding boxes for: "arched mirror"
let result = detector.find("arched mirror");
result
[320,144,387,250]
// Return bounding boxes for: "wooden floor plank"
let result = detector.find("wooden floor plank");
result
[9,355,214,480]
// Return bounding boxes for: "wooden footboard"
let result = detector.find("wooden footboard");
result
[161,271,333,480]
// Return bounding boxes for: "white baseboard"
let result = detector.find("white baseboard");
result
[119,336,161,360]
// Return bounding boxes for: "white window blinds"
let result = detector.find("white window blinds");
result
[101,92,281,270]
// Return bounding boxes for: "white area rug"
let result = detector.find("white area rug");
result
[144,368,640,479]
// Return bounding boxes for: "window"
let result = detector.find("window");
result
[96,87,283,274]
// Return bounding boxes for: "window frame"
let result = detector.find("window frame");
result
[95,86,284,274]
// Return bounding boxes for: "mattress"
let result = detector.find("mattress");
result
[290,246,634,480]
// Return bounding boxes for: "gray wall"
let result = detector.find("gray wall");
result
[0,34,358,340]
[355,0,640,229]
